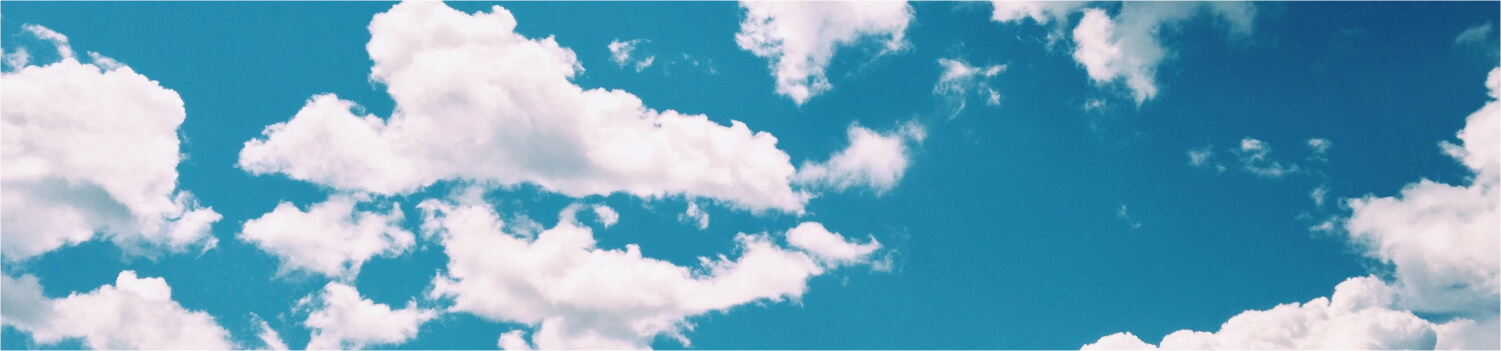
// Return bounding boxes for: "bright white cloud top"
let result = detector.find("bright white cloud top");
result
[735,1,913,104]
[239,1,813,213]
[420,197,883,350]
[1,25,221,260]
[0,272,234,349]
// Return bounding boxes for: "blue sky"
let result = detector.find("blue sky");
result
[1,1,1497,350]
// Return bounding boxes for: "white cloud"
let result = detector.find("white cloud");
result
[934,58,1006,117]
[239,195,414,280]
[303,282,437,350]
[1307,138,1332,162]
[679,201,710,230]
[20,24,73,59]
[1,25,221,260]
[1084,276,1441,350]
[1234,138,1301,178]
[592,204,619,228]
[1068,3,1254,104]
[238,2,810,213]
[1186,145,1223,172]
[1455,22,1492,46]
[794,122,925,195]
[1310,185,1330,207]
[735,1,913,104]
[1116,204,1142,229]
[784,222,881,268]
[1085,67,1501,351]
[499,330,533,350]
[1,271,234,349]
[419,198,881,349]
[1344,67,1500,316]
[608,39,655,72]
[990,1,1085,26]
[254,314,289,350]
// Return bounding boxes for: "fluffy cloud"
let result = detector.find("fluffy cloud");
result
[303,282,437,350]
[239,196,414,279]
[1083,276,1440,350]
[419,198,882,349]
[679,201,710,230]
[735,1,913,104]
[1011,3,1254,104]
[239,1,809,213]
[608,39,655,72]
[1,271,234,349]
[1,25,221,260]
[1085,67,1501,351]
[1344,67,1500,316]
[784,222,881,267]
[794,122,925,195]
[934,58,1006,117]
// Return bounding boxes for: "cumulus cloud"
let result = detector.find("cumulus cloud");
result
[1059,3,1254,104]
[1234,138,1302,178]
[608,39,655,72]
[1344,67,1500,316]
[784,222,881,268]
[238,1,810,213]
[239,195,414,280]
[1083,276,1441,350]
[419,198,882,349]
[1,271,234,349]
[303,282,437,350]
[794,122,925,195]
[934,58,1006,118]
[2,25,221,260]
[255,315,290,350]
[735,1,913,104]
[1086,67,1501,351]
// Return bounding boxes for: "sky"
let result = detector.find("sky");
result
[0,1,1497,350]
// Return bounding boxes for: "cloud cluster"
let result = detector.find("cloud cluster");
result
[934,58,1006,117]
[1084,67,1501,350]
[239,1,812,213]
[735,1,913,104]
[1,25,221,260]
[419,198,883,349]
[1188,137,1327,179]
[1,272,234,349]
[993,2,1255,105]
[608,39,655,72]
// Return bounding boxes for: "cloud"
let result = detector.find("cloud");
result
[1344,67,1500,316]
[794,122,925,195]
[679,201,710,230]
[1085,67,1501,351]
[20,24,73,59]
[784,222,881,268]
[1,271,234,349]
[1063,3,1255,104]
[1,25,221,260]
[303,282,437,350]
[735,1,913,104]
[419,197,882,349]
[1307,138,1332,162]
[1186,144,1225,173]
[592,204,619,228]
[934,58,1006,117]
[238,2,810,213]
[1116,204,1142,229]
[254,315,290,350]
[608,39,655,72]
[989,1,1087,48]
[1455,22,1493,46]
[239,195,414,280]
[1083,276,1441,350]
[1234,138,1302,178]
